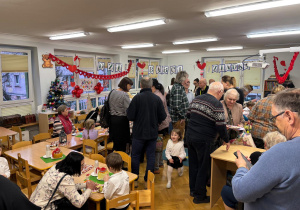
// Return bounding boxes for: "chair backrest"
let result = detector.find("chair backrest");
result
[147,170,155,210]
[48,128,53,135]
[12,141,32,150]
[16,153,32,198]
[106,191,139,210]
[113,151,131,172]
[89,154,106,163]
[83,139,98,155]
[33,133,51,144]
[76,115,86,123]
[11,126,22,142]
[0,136,10,149]
[74,122,84,129]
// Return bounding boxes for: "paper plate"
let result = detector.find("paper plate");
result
[43,155,51,159]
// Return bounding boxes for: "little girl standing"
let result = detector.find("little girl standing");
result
[165,129,186,189]
[83,119,104,153]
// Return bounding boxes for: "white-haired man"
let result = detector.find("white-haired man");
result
[186,82,230,204]
[233,89,300,209]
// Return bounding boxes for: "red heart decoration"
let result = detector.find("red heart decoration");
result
[196,61,206,70]
[137,62,146,69]
[71,82,75,87]
[67,65,77,73]
[280,61,286,67]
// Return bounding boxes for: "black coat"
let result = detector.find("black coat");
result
[84,107,100,123]
[127,88,167,140]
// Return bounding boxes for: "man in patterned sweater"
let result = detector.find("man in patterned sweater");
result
[186,82,230,204]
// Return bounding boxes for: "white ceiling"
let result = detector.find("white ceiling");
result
[1,0,300,53]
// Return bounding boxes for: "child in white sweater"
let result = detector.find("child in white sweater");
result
[165,129,186,189]
[0,147,10,178]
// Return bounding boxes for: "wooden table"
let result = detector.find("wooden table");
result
[74,158,138,210]
[210,145,265,208]
[0,126,18,146]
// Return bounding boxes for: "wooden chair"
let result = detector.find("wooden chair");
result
[131,170,155,210]
[89,154,106,163]
[12,141,32,150]
[33,133,51,144]
[74,122,84,129]
[0,136,11,150]
[16,153,42,198]
[107,142,114,153]
[48,128,53,136]
[107,191,139,210]
[76,114,86,123]
[113,151,131,172]
[83,139,98,156]
[95,135,108,157]
[11,126,23,142]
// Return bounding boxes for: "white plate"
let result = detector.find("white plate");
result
[91,172,98,177]
[43,155,51,158]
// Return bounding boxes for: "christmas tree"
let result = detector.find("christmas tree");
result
[47,78,65,110]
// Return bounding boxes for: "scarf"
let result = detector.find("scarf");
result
[58,114,73,134]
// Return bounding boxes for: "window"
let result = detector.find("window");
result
[55,55,74,95]
[97,57,112,91]
[0,49,33,116]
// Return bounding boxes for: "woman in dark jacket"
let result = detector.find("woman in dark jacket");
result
[84,107,101,126]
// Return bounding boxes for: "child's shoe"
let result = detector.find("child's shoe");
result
[178,168,183,177]
[166,182,171,189]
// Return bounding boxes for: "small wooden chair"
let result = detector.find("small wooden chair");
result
[107,191,139,210]
[89,154,106,163]
[11,126,23,142]
[113,151,131,172]
[0,136,11,150]
[12,141,32,150]
[95,135,108,157]
[16,153,42,198]
[107,142,114,153]
[74,122,84,129]
[131,170,155,210]
[33,133,51,144]
[83,139,98,156]
[48,128,53,136]
[76,114,86,123]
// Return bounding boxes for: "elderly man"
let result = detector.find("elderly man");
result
[127,77,166,185]
[232,89,300,210]
[209,79,215,85]
[196,78,209,96]
[169,71,189,129]
[186,82,230,204]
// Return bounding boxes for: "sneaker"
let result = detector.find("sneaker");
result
[166,182,171,189]
[134,181,138,188]
[154,170,160,174]
[193,196,210,204]
[178,170,183,177]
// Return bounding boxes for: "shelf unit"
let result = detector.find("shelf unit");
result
[39,110,75,133]
[264,79,291,97]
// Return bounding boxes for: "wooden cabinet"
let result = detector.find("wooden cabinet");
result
[39,110,74,133]
[264,79,291,97]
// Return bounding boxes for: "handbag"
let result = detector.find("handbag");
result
[156,135,163,152]
[44,174,67,210]
[99,90,114,128]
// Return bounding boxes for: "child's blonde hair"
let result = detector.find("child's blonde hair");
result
[84,119,95,139]
[171,129,183,141]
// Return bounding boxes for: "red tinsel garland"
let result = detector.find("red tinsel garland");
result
[49,53,132,80]
[273,52,299,84]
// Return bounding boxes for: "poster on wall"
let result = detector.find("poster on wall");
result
[177,65,183,72]
[156,65,162,74]
[163,66,169,74]
[148,65,154,74]
[115,63,122,72]
[79,78,94,91]
[170,66,176,74]
[107,62,114,72]
[98,62,105,70]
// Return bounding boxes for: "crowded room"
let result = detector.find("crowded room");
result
[1,1,300,210]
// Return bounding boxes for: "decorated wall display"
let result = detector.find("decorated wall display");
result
[94,82,104,94]
[79,78,94,91]
[98,62,105,70]
[211,63,249,73]
[72,85,83,98]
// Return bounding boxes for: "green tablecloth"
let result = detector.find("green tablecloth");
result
[40,154,66,163]
[86,173,113,184]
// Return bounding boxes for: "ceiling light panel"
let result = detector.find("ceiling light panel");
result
[173,38,218,45]
[162,50,190,54]
[247,30,300,38]
[206,46,243,51]
[107,19,167,32]
[121,43,154,49]
[205,0,300,17]
[49,32,89,40]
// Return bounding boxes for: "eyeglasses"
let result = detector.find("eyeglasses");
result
[270,111,285,121]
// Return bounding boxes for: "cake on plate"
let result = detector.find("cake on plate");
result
[52,148,63,159]
[97,167,109,180]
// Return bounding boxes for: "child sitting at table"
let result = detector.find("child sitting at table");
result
[0,147,10,179]
[102,153,129,210]
[83,119,104,153]
[166,129,186,189]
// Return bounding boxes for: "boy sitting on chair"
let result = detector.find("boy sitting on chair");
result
[102,153,130,210]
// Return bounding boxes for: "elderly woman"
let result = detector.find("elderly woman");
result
[53,105,75,137]
[221,88,244,126]
[109,77,133,152]
[30,152,97,210]
[263,131,286,150]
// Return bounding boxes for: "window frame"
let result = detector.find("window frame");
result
[0,48,34,114]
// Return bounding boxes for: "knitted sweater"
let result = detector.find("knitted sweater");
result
[232,136,300,210]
